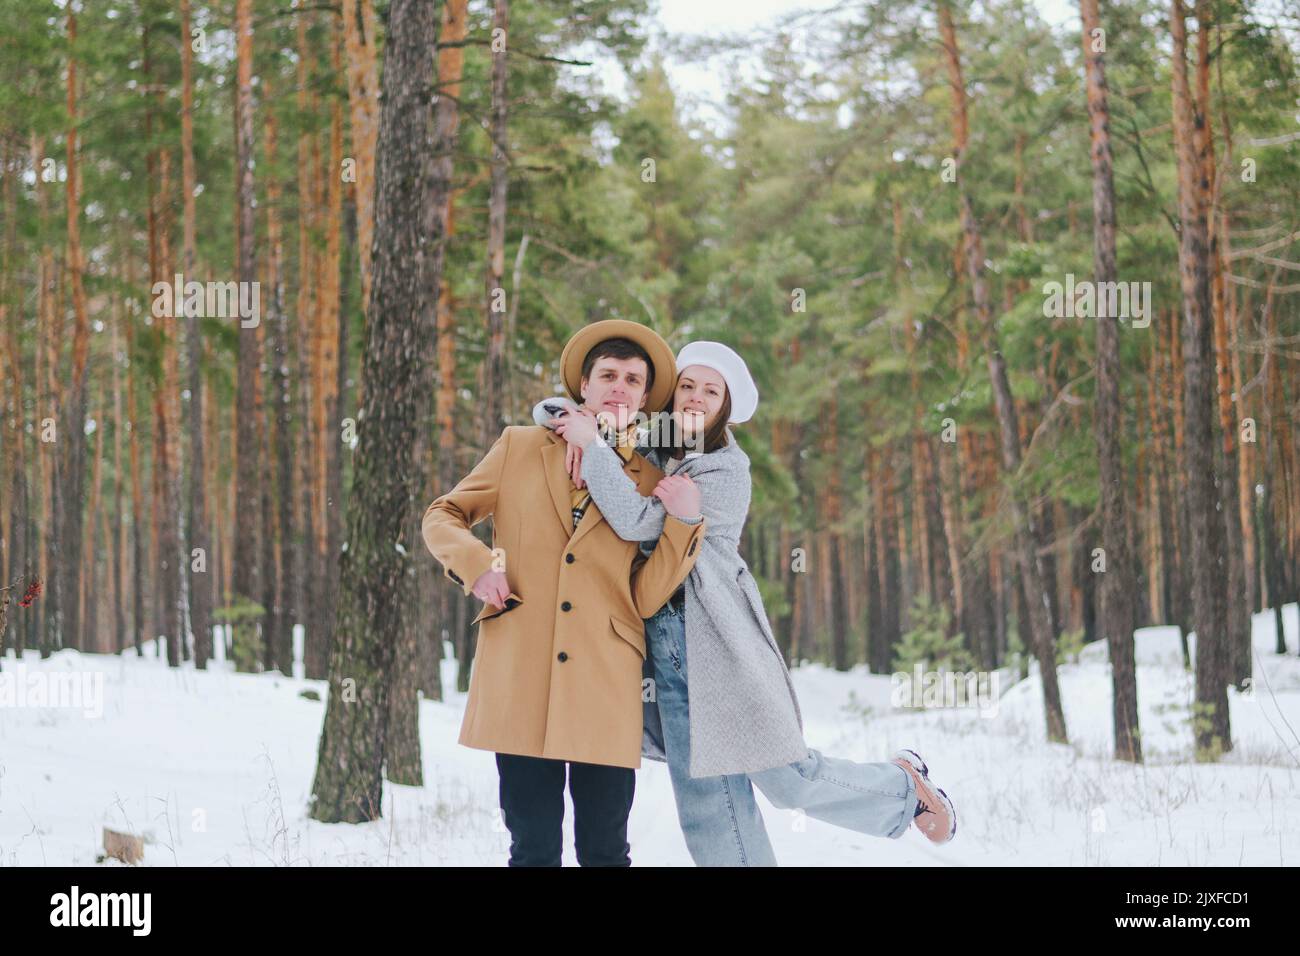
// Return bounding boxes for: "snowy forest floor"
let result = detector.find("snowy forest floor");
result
[2,605,1297,866]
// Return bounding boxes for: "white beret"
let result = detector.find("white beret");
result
[674,341,759,424]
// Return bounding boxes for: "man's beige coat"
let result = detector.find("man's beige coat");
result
[422,424,705,768]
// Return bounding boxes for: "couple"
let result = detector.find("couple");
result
[421,319,957,866]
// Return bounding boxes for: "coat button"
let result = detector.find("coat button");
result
[557,652,568,662]
[565,553,575,563]
[561,601,572,611]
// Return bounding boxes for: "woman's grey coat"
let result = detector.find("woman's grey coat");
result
[533,398,808,777]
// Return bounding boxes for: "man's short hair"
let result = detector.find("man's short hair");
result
[581,337,654,393]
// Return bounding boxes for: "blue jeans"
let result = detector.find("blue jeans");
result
[645,601,919,866]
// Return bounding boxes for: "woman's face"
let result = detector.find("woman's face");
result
[674,364,727,436]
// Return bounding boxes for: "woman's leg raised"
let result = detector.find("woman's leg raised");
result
[747,749,919,840]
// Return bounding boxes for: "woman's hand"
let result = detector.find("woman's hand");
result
[652,474,701,520]
[565,441,585,489]
[553,405,598,488]
[553,405,599,451]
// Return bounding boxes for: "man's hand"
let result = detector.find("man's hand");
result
[471,568,512,608]
[652,474,701,520]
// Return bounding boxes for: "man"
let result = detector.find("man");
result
[421,319,706,866]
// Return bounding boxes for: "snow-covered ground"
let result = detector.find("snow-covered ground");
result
[2,605,1297,866]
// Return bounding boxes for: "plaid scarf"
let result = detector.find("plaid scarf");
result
[569,422,637,529]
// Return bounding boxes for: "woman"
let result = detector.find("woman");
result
[533,341,957,866]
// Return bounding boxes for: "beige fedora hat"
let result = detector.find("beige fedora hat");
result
[559,319,677,413]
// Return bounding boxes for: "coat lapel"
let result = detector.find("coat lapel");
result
[541,431,645,549]
[541,438,576,537]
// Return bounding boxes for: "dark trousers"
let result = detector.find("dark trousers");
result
[495,752,636,866]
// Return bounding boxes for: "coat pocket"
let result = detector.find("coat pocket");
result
[471,592,523,625]
[610,615,647,660]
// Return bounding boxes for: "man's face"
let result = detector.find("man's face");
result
[580,355,649,432]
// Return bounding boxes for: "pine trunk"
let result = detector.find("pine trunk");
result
[232,0,263,667]
[181,0,213,668]
[62,7,90,652]
[1170,0,1231,758]
[480,0,511,455]
[429,0,471,692]
[1081,0,1141,761]
[264,75,296,676]
[1195,4,1250,689]
[309,0,438,823]
[340,0,381,312]
[941,1,1067,743]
